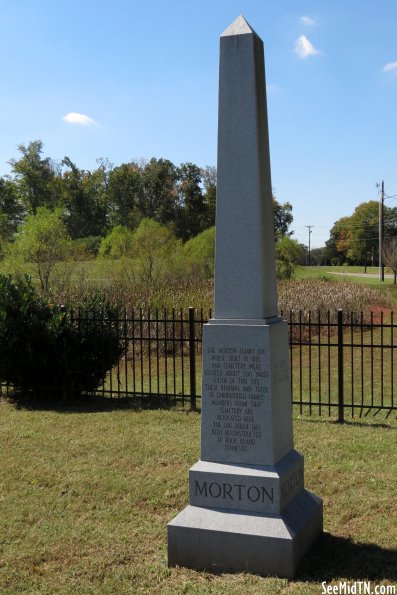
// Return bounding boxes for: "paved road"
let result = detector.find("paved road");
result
[328,271,395,280]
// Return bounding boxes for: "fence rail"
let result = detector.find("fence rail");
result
[2,307,397,420]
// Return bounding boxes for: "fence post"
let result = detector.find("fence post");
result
[188,307,197,410]
[337,309,344,423]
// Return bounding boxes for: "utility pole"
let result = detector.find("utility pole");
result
[381,180,385,282]
[305,225,313,266]
[378,181,384,282]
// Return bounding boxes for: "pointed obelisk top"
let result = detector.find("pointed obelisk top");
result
[221,15,258,38]
[215,12,277,320]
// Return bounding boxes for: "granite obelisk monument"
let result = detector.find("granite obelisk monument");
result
[168,16,323,578]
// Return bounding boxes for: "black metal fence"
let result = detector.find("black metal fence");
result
[287,309,396,420]
[78,307,397,420]
[2,307,397,420]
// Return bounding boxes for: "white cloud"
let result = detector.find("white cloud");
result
[300,16,316,26]
[62,112,96,125]
[383,61,397,73]
[294,35,320,59]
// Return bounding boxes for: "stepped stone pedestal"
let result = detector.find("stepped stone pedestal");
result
[167,15,322,578]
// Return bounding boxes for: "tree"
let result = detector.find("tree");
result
[326,216,351,264]
[107,162,141,228]
[310,247,328,266]
[139,159,178,227]
[60,157,108,238]
[384,205,397,252]
[175,162,206,240]
[0,177,23,244]
[325,201,396,266]
[11,207,72,292]
[99,225,134,258]
[201,166,217,228]
[183,226,215,278]
[9,141,57,215]
[60,157,87,237]
[276,236,305,279]
[81,159,110,237]
[132,218,180,284]
[273,198,293,238]
[382,238,397,284]
[345,202,379,264]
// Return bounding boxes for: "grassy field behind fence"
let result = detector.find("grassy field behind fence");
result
[0,401,396,594]
[2,260,397,311]
[97,321,397,417]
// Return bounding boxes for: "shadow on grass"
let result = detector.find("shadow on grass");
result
[2,392,198,414]
[296,416,397,430]
[298,532,397,582]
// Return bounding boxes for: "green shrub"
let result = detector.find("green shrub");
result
[276,236,306,280]
[130,218,181,285]
[73,235,102,258]
[9,207,73,293]
[0,275,125,403]
[99,226,134,258]
[183,226,215,278]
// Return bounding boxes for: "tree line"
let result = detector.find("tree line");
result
[326,200,397,264]
[6,141,397,276]
[0,140,216,247]
[0,140,295,251]
[308,200,397,273]
[0,140,302,291]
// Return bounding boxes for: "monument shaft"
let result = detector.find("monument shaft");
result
[168,16,322,579]
[215,19,277,320]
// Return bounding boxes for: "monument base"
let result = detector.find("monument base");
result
[168,489,322,579]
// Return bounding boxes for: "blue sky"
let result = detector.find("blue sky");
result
[1,0,397,247]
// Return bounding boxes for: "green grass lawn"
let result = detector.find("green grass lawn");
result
[297,265,385,278]
[1,400,396,594]
[295,266,393,287]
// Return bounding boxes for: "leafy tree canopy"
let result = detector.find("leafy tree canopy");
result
[2,141,295,250]
[10,207,72,292]
[9,140,57,215]
[326,200,397,265]
[273,198,293,238]
[131,218,181,285]
[183,226,215,278]
[99,225,134,259]
[276,236,305,279]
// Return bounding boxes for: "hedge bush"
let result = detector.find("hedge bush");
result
[0,275,125,403]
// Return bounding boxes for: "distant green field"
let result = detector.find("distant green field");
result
[296,265,393,280]
[0,258,111,285]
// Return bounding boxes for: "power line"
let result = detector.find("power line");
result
[328,234,397,243]
[295,218,397,233]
